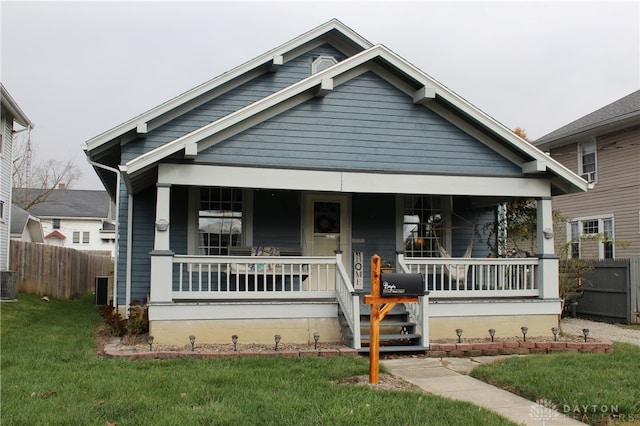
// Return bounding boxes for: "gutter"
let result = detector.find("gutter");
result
[86,160,121,311]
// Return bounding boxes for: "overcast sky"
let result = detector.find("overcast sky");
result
[2,1,639,191]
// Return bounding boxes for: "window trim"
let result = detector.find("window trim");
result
[567,214,614,259]
[311,55,338,74]
[578,141,597,184]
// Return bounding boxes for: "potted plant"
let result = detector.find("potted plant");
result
[381,260,394,274]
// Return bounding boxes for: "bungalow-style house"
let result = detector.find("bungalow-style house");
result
[535,90,640,259]
[1,84,33,274]
[13,187,116,256]
[10,204,44,243]
[84,20,587,349]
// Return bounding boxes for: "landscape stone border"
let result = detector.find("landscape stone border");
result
[102,339,613,360]
[428,340,614,357]
[103,347,360,360]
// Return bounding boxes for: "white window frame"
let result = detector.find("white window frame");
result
[311,55,338,74]
[578,141,597,183]
[567,214,614,259]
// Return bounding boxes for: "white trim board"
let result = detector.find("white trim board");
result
[158,164,552,198]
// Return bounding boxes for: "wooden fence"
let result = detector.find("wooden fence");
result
[10,240,112,300]
[577,257,640,324]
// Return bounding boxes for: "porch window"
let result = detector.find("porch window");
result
[198,187,242,255]
[403,195,441,257]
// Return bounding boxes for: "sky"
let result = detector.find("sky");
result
[2,1,639,191]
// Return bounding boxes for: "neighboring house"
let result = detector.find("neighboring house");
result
[535,90,640,259]
[13,187,116,256]
[84,20,587,349]
[1,84,33,271]
[10,204,43,243]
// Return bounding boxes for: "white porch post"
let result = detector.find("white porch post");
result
[150,183,174,303]
[536,196,559,299]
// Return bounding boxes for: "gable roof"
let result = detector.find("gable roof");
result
[13,188,113,219]
[86,19,588,196]
[10,204,44,242]
[85,19,371,153]
[45,230,66,240]
[122,44,587,195]
[85,19,372,197]
[535,90,640,149]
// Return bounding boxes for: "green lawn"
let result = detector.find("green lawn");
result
[471,343,640,425]
[1,294,515,426]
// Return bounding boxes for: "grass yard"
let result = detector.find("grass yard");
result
[471,343,640,425]
[1,294,516,426]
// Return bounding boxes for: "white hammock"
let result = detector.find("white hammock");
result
[433,227,474,283]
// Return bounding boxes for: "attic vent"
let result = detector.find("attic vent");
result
[312,56,338,74]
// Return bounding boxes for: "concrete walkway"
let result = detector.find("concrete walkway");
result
[382,356,586,426]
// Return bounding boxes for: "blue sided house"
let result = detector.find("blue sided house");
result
[84,20,587,351]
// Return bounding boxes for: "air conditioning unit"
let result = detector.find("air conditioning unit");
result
[581,172,596,183]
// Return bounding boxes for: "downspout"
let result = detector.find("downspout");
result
[126,193,133,317]
[85,160,120,309]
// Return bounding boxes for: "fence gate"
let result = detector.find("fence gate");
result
[577,258,639,324]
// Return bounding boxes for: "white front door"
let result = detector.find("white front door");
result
[304,194,350,287]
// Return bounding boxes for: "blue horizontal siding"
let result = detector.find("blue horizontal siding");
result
[252,190,301,247]
[352,194,397,291]
[122,45,345,162]
[197,72,521,175]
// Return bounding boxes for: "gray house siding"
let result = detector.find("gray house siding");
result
[252,189,301,248]
[0,110,13,270]
[197,72,521,176]
[551,126,640,258]
[122,45,345,163]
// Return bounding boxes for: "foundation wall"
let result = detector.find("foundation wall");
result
[150,317,342,346]
[429,314,558,340]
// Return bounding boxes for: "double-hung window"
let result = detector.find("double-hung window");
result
[579,141,597,183]
[568,216,614,259]
[198,187,243,255]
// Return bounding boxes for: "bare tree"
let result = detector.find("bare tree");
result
[12,131,82,210]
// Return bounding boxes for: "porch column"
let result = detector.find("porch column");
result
[536,197,559,299]
[150,183,174,303]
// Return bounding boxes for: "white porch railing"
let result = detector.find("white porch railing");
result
[334,253,361,350]
[172,255,339,300]
[398,254,540,298]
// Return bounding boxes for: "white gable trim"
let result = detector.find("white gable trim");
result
[85,19,372,153]
[124,44,587,195]
[158,164,551,198]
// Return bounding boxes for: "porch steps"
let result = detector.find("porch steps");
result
[339,303,427,354]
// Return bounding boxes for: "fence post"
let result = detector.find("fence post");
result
[631,257,640,324]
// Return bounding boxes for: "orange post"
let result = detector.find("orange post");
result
[364,254,419,385]
[368,254,381,384]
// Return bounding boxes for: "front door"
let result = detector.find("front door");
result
[304,194,350,288]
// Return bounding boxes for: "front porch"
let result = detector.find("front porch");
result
[148,250,560,349]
